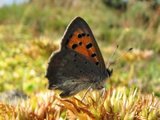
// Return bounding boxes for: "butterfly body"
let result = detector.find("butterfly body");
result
[46,17,112,97]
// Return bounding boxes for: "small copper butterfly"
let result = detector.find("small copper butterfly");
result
[46,17,112,97]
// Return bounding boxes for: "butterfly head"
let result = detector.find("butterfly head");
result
[106,68,113,77]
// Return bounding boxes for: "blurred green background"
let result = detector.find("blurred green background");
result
[0,0,160,97]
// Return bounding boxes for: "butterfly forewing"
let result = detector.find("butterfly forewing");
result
[61,17,106,72]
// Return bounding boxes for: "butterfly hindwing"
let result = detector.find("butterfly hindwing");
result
[46,49,103,97]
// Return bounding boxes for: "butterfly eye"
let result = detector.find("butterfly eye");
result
[86,43,92,49]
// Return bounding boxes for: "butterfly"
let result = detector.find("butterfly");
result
[46,17,112,98]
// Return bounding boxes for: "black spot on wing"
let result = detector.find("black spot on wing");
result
[78,33,86,38]
[86,43,92,49]
[91,53,96,57]
[82,33,86,36]
[79,42,82,46]
[96,62,99,65]
[72,44,78,49]
[78,34,82,38]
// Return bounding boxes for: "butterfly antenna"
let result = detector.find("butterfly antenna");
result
[114,47,133,64]
[81,86,92,102]
[107,45,119,68]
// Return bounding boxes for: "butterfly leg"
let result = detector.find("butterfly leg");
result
[81,86,92,102]
[100,87,106,98]
[97,87,107,102]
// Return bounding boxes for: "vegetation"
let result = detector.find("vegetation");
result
[0,0,159,119]
[0,89,160,120]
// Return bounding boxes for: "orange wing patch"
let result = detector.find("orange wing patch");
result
[67,29,99,65]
